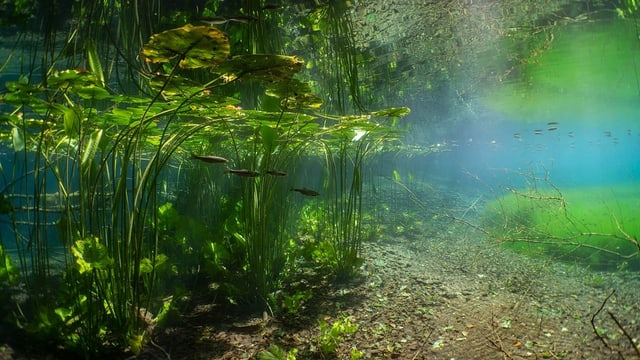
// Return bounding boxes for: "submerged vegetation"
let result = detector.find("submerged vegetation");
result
[482,179,640,270]
[0,0,638,358]
[0,1,410,356]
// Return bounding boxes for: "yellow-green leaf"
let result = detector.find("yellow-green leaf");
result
[141,25,230,69]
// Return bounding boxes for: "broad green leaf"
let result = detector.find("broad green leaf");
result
[54,307,74,321]
[260,125,278,151]
[72,237,113,273]
[63,106,82,137]
[141,25,230,69]
[139,258,154,274]
[48,69,98,88]
[73,84,111,100]
[139,254,169,274]
[265,78,323,109]
[0,244,19,284]
[217,54,304,82]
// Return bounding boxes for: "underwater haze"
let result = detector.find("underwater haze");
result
[1,1,639,359]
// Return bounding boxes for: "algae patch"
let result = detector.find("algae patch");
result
[482,184,640,270]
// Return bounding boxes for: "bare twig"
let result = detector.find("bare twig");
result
[486,313,514,360]
[591,289,615,351]
[607,310,640,359]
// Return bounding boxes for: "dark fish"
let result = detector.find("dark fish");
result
[513,133,521,139]
[192,16,229,25]
[227,169,260,177]
[261,3,282,10]
[192,153,228,164]
[534,129,543,135]
[291,187,320,197]
[547,121,558,126]
[266,170,287,176]
[567,131,574,138]
[604,131,612,137]
[228,15,258,23]
[547,127,557,131]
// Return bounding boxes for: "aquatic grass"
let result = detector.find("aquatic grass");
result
[317,109,407,280]
[0,23,246,353]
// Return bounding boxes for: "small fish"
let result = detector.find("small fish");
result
[228,15,258,23]
[266,170,287,176]
[534,129,543,135]
[513,133,521,139]
[192,154,228,164]
[291,187,320,197]
[547,121,558,126]
[567,131,574,138]
[604,131,612,137]
[226,168,260,177]
[547,127,557,131]
[192,16,229,25]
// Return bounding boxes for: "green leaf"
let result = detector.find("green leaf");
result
[87,40,105,87]
[72,237,113,273]
[139,254,169,274]
[73,84,111,100]
[260,125,278,152]
[63,106,82,137]
[0,244,19,284]
[371,107,411,118]
[141,25,230,69]
[217,54,305,82]
[48,69,98,88]
[80,129,102,175]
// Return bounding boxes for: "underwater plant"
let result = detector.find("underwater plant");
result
[481,174,640,270]
[316,108,407,280]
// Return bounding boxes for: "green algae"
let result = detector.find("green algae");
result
[481,16,640,123]
[482,184,640,270]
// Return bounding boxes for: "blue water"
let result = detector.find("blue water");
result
[420,114,640,192]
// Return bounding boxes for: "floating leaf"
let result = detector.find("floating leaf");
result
[148,73,203,98]
[371,107,411,118]
[48,69,98,88]
[141,24,230,69]
[265,78,323,109]
[73,84,111,100]
[280,92,322,110]
[217,54,304,82]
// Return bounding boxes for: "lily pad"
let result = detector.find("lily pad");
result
[265,78,323,109]
[48,69,99,88]
[73,84,111,100]
[141,24,230,69]
[216,54,304,82]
